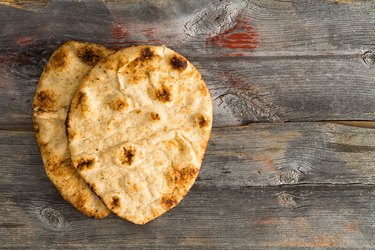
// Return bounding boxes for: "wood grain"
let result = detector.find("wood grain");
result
[1,125,374,248]
[1,0,375,128]
[0,0,375,56]
[2,123,374,188]
[1,54,375,128]
[1,0,375,248]
[0,122,374,248]
[1,184,374,248]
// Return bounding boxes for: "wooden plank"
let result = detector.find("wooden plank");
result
[2,54,375,128]
[2,0,375,127]
[1,123,374,188]
[1,184,374,248]
[1,0,375,56]
[203,122,375,187]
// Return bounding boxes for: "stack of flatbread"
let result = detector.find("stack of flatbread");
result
[32,41,212,224]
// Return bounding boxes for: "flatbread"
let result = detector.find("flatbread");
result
[67,45,212,224]
[33,41,113,218]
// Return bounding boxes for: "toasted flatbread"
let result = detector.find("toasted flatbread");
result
[67,45,212,224]
[33,41,113,218]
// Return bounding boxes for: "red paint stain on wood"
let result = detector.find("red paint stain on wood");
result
[112,24,130,40]
[0,54,18,65]
[207,18,258,50]
[17,37,34,46]
[109,23,138,47]
[141,28,161,44]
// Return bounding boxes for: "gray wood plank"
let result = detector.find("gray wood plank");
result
[1,0,375,56]
[1,122,374,188]
[1,122,374,248]
[2,53,375,128]
[1,184,374,248]
[2,0,375,127]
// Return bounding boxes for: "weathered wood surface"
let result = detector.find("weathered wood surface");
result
[1,123,374,188]
[2,52,375,128]
[1,185,374,249]
[1,0,375,55]
[1,0,375,128]
[1,0,375,248]
[0,124,374,248]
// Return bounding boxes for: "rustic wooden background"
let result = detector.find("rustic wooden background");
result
[1,0,375,248]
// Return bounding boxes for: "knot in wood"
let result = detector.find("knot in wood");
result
[361,51,375,67]
[279,169,302,184]
[277,192,297,208]
[39,207,65,230]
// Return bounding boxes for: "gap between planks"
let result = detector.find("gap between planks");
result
[1,120,375,132]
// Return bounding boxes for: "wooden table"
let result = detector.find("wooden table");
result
[1,0,375,248]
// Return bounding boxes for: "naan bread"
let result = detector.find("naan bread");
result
[33,41,113,218]
[67,45,212,224]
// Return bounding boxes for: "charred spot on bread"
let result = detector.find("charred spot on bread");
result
[76,158,95,171]
[150,112,161,121]
[120,146,135,165]
[170,55,187,71]
[49,48,68,69]
[110,99,128,111]
[33,90,54,112]
[196,114,209,128]
[140,47,153,61]
[110,196,120,209]
[156,86,172,102]
[77,45,103,66]
[160,194,178,209]
[166,165,199,190]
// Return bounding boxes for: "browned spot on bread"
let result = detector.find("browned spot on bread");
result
[131,183,139,192]
[33,122,40,133]
[166,165,199,191]
[117,57,129,70]
[110,99,128,111]
[200,140,208,150]
[150,112,160,121]
[49,48,68,69]
[76,91,89,113]
[76,45,104,66]
[76,158,95,171]
[46,159,59,172]
[176,166,199,187]
[120,146,135,165]
[196,114,209,128]
[160,194,178,209]
[76,194,87,209]
[156,86,172,102]
[170,55,187,70]
[69,131,77,140]
[110,196,120,209]
[76,91,85,105]
[140,47,153,60]
[33,90,54,112]
[199,83,208,96]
